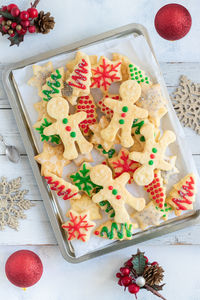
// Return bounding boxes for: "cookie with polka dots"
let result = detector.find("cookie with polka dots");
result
[76,94,97,136]
[98,93,120,119]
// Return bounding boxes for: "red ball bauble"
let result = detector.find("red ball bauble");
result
[155,4,192,41]
[11,22,17,29]
[18,28,27,35]
[5,250,43,288]
[116,272,121,278]
[27,7,38,19]
[2,6,7,11]
[128,283,140,294]
[151,261,158,266]
[28,25,36,33]
[121,276,132,287]
[120,267,130,276]
[21,20,30,28]
[20,11,29,21]
[11,7,20,17]
[7,4,18,12]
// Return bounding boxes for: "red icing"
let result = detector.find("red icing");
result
[108,186,113,190]
[45,176,77,200]
[116,195,121,200]
[94,230,99,235]
[121,113,126,117]
[150,154,155,159]
[172,176,195,211]
[65,126,71,132]
[68,59,89,90]
[145,171,165,208]
[98,94,120,118]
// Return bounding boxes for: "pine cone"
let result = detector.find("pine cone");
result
[143,265,164,286]
[34,11,55,34]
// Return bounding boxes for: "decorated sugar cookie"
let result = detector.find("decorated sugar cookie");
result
[65,52,92,105]
[68,194,102,220]
[94,144,116,159]
[98,94,120,118]
[28,62,54,93]
[132,201,163,230]
[161,156,179,184]
[98,200,115,218]
[62,210,95,242]
[155,202,173,221]
[40,67,65,101]
[45,171,80,201]
[34,142,69,177]
[130,123,176,186]
[66,52,97,73]
[94,220,138,240]
[34,101,47,121]
[76,94,97,136]
[101,80,148,148]
[43,97,93,160]
[109,148,140,183]
[70,163,102,196]
[73,152,93,167]
[91,56,122,92]
[34,115,60,144]
[166,173,196,215]
[90,164,145,223]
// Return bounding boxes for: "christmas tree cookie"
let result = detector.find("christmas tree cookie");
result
[166,173,196,216]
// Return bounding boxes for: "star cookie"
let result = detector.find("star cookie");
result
[28,62,54,92]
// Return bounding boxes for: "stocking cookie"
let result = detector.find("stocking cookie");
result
[43,97,93,160]
[76,95,97,136]
[130,123,176,186]
[45,171,80,201]
[28,62,54,93]
[90,164,145,223]
[91,56,122,92]
[101,80,148,148]
[166,173,196,216]
[34,142,69,177]
[98,94,120,118]
[65,52,92,105]
[109,148,140,183]
[132,201,163,230]
[62,210,95,242]
[94,220,138,240]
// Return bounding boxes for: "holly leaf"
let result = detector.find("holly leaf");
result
[0,10,15,20]
[131,249,146,276]
[0,25,7,36]
[8,33,24,47]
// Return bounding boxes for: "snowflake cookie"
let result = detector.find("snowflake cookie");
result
[90,164,145,223]
[94,220,138,240]
[62,210,95,242]
[101,80,148,148]
[130,123,176,186]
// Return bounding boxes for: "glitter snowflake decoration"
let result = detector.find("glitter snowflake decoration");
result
[62,210,95,242]
[91,57,121,92]
[0,177,33,230]
[172,75,200,134]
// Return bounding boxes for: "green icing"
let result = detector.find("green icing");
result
[35,118,60,144]
[42,69,62,101]
[156,204,172,218]
[132,119,145,142]
[129,65,150,84]
[99,200,115,218]
[97,144,115,158]
[100,222,133,240]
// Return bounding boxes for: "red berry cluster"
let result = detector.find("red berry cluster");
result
[0,3,38,37]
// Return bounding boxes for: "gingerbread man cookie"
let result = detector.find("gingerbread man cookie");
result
[129,123,176,186]
[90,164,145,223]
[101,80,148,148]
[43,96,93,160]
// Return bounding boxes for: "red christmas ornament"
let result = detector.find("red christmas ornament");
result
[11,7,20,17]
[28,25,36,33]
[7,4,18,12]
[20,11,29,21]
[154,4,192,41]
[21,20,30,28]
[128,283,140,294]
[5,250,43,288]
[120,267,130,276]
[27,7,38,19]
[121,276,132,287]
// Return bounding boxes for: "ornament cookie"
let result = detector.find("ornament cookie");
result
[109,148,140,184]
[28,62,54,93]
[101,80,148,148]
[65,52,92,105]
[45,171,80,201]
[68,194,102,220]
[98,94,120,118]
[43,97,93,160]
[132,201,163,230]
[70,163,102,196]
[90,164,145,223]
[166,173,196,215]
[34,142,69,177]
[76,95,97,136]
[40,68,65,101]
[91,56,122,92]
[94,220,138,240]
[62,210,95,242]
[130,123,176,186]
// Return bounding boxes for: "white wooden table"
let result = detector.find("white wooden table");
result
[0,0,200,299]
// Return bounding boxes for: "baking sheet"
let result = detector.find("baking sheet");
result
[12,34,200,257]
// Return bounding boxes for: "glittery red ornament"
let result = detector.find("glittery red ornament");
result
[154,4,192,41]
[5,250,43,288]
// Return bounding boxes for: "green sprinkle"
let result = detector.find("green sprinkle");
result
[140,136,145,142]
[62,118,68,124]
[141,79,144,82]
[131,73,134,77]
[112,189,117,195]
[148,160,154,165]
[135,76,139,80]
[70,132,76,138]
[122,106,128,112]
[152,148,157,153]
[137,81,140,84]
[130,68,133,72]
[129,64,133,68]
[140,75,143,78]
[134,67,137,71]
[145,77,148,80]
[135,72,138,75]
[119,119,124,124]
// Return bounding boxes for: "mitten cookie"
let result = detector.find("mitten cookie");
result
[166,173,196,216]
[65,52,92,105]
[28,62,54,93]
[98,93,120,118]
[91,56,122,92]
[130,123,176,186]
[62,210,95,242]
[34,142,69,177]
[101,80,148,148]
[94,220,138,240]
[109,148,140,184]
[76,94,97,136]
[43,96,93,160]
[90,164,145,223]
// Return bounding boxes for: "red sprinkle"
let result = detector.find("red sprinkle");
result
[116,195,121,199]
[108,186,113,190]
[65,126,71,131]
